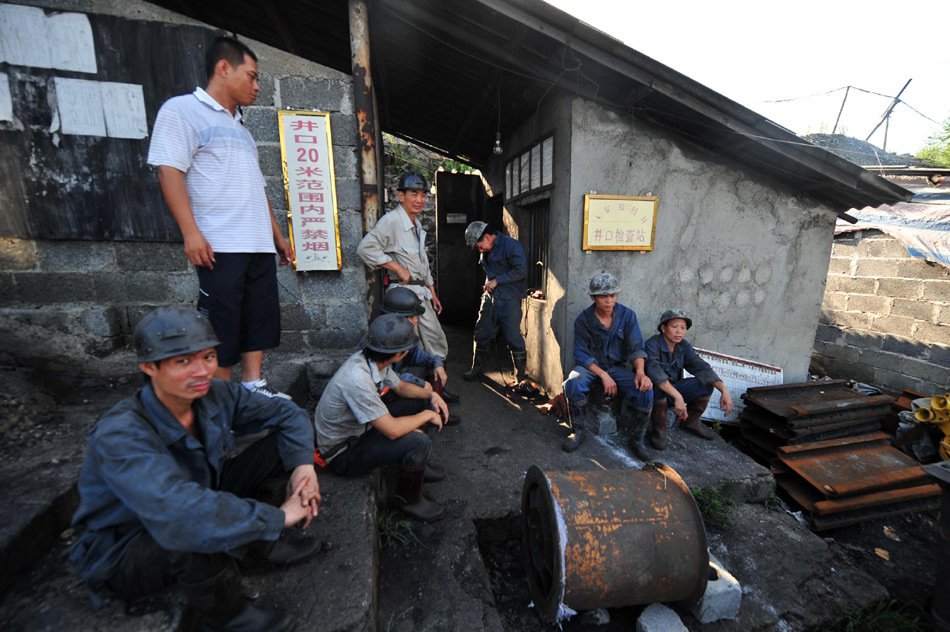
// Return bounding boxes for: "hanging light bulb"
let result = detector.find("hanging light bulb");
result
[493,132,503,155]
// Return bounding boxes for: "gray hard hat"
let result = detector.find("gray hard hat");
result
[588,271,620,296]
[657,309,692,332]
[134,307,219,363]
[382,286,425,317]
[365,313,417,354]
[397,172,428,191]
[464,221,489,248]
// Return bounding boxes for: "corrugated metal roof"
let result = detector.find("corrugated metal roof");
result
[146,0,912,212]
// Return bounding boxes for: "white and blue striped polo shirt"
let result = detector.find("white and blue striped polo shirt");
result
[147,88,275,253]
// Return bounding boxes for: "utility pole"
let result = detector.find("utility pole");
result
[832,86,850,135]
[866,78,912,150]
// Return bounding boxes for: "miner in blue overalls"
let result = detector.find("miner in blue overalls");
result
[462,221,529,390]
[561,272,654,456]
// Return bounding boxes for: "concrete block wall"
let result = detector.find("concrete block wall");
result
[0,0,367,371]
[812,230,949,395]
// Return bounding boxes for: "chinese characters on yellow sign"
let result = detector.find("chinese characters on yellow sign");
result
[278,110,341,271]
[582,194,658,251]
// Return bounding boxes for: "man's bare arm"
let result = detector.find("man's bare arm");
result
[157,166,215,268]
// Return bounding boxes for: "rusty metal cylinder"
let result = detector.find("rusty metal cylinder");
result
[521,463,708,623]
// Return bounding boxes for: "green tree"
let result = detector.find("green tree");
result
[915,117,950,167]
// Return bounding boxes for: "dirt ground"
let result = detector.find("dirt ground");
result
[1,359,943,630]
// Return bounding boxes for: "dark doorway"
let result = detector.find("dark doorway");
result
[435,172,502,325]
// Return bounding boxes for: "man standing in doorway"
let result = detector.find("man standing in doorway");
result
[462,221,529,389]
[147,36,293,399]
[357,172,449,360]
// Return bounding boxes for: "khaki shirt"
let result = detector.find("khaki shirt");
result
[313,351,400,449]
[357,206,434,296]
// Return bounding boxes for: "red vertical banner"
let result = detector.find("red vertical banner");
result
[277,111,341,271]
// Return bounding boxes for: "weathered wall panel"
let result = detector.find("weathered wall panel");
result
[0,0,367,368]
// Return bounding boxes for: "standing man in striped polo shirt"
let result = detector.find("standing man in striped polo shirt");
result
[147,37,293,399]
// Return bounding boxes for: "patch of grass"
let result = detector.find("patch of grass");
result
[374,506,418,547]
[383,607,414,632]
[711,420,723,435]
[763,490,782,511]
[690,483,737,530]
[824,599,927,632]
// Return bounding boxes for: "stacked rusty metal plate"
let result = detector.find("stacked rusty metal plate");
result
[739,380,893,459]
[772,432,941,530]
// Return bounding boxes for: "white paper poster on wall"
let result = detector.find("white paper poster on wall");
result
[53,78,147,139]
[46,12,97,73]
[0,74,13,122]
[54,77,106,136]
[0,4,97,73]
[686,348,783,424]
[101,82,147,139]
[0,4,51,69]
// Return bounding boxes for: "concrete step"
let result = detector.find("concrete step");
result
[0,472,379,632]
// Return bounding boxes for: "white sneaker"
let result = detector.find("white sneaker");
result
[244,379,291,400]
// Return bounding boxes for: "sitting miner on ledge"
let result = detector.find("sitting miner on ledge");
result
[644,309,734,449]
[69,307,321,632]
[561,271,653,456]
[313,313,449,523]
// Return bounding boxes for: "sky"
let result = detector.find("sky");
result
[545,0,950,156]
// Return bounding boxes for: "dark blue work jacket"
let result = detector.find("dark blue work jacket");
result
[480,233,527,300]
[573,303,647,369]
[644,334,720,387]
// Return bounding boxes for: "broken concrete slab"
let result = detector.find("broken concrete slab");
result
[0,473,379,632]
[691,553,741,624]
[638,603,688,632]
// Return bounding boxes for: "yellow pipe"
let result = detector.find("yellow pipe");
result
[932,394,950,411]
[916,407,937,423]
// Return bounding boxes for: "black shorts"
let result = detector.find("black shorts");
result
[196,253,280,367]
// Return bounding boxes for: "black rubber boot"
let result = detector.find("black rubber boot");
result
[628,408,652,461]
[650,401,669,450]
[682,395,716,440]
[510,350,528,386]
[423,463,446,482]
[463,346,487,381]
[241,537,324,570]
[395,466,445,522]
[561,403,588,453]
[180,559,294,632]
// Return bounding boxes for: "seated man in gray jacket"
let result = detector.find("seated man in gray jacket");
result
[70,307,321,632]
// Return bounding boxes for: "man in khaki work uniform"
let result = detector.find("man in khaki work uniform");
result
[357,172,449,360]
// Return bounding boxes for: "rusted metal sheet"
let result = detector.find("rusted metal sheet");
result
[521,464,707,624]
[743,380,894,419]
[810,496,941,531]
[743,410,883,440]
[739,381,894,456]
[772,432,941,530]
